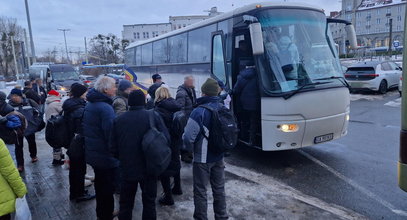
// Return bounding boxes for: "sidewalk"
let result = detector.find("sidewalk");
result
[7,132,366,220]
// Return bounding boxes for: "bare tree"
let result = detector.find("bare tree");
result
[88,33,128,64]
[0,16,24,77]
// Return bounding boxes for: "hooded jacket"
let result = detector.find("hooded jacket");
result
[233,67,260,111]
[183,96,224,163]
[0,139,27,216]
[9,98,40,136]
[23,87,41,105]
[62,97,86,136]
[45,95,62,121]
[83,89,119,169]
[0,100,13,117]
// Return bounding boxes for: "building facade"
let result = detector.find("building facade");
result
[330,0,405,54]
[122,7,222,43]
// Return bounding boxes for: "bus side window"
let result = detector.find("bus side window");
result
[212,34,227,84]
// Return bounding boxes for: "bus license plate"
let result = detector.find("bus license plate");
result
[314,133,334,144]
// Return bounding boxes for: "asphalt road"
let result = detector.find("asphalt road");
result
[225,90,407,220]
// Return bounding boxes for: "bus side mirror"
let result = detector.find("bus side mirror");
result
[249,22,264,55]
[345,24,357,49]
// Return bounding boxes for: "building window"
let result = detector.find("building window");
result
[183,24,186,27]
[366,20,370,26]
[178,25,181,29]
[143,32,146,38]
[398,6,402,13]
[377,9,380,15]
[146,32,149,38]
[397,25,401,31]
[376,18,380,25]
[398,15,402,21]
[133,32,137,39]
[357,12,361,18]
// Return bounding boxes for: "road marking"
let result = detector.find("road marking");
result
[225,163,366,220]
[384,97,401,108]
[298,150,407,217]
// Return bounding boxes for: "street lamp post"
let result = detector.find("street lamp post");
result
[58,29,70,63]
[24,0,36,63]
[398,3,407,192]
[388,18,393,56]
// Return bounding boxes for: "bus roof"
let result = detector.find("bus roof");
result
[126,2,323,49]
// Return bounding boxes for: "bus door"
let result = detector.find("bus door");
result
[211,31,229,89]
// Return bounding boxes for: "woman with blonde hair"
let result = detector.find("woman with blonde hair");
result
[154,87,182,206]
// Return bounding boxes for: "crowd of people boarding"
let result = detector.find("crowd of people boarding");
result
[0,63,260,220]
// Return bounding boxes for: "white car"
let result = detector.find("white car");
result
[345,61,402,94]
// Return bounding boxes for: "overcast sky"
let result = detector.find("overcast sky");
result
[2,0,341,56]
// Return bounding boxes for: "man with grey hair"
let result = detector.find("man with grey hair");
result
[176,75,197,164]
[83,76,119,220]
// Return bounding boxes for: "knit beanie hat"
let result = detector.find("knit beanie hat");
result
[128,90,146,107]
[70,83,88,98]
[0,91,6,101]
[48,90,60,97]
[201,78,220,97]
[118,79,133,92]
[9,88,23,97]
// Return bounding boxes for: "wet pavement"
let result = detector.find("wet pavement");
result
[7,132,364,220]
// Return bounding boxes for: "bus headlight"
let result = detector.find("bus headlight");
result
[277,124,299,132]
[346,114,350,121]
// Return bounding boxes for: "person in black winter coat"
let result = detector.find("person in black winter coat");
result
[154,87,182,206]
[176,76,197,163]
[32,78,47,113]
[110,89,169,220]
[83,76,119,220]
[233,66,260,145]
[8,88,40,172]
[146,74,165,109]
[0,91,13,116]
[22,81,41,105]
[63,83,95,203]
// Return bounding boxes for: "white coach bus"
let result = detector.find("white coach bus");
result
[124,2,357,151]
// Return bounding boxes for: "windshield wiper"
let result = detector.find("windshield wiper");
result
[283,81,332,99]
[314,76,349,88]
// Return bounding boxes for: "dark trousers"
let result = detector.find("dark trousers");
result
[15,133,37,167]
[69,156,86,198]
[193,160,228,220]
[0,214,11,220]
[93,167,116,220]
[119,177,157,220]
[240,110,259,144]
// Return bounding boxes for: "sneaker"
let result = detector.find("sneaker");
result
[52,159,64,166]
[84,179,93,187]
[71,193,96,203]
[31,157,38,163]
[158,193,174,206]
[85,174,95,181]
[17,166,24,172]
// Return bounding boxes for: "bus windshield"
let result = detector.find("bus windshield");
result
[52,71,79,81]
[256,9,344,95]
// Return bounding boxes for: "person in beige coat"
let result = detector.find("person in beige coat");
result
[45,90,65,165]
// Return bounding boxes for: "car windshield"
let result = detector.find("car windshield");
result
[256,9,344,94]
[52,71,79,81]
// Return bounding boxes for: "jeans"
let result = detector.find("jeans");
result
[15,134,37,167]
[93,167,116,220]
[193,159,228,220]
[119,177,157,220]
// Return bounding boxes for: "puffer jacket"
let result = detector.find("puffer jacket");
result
[45,95,62,121]
[83,89,119,169]
[175,84,197,116]
[0,139,27,216]
[62,97,86,136]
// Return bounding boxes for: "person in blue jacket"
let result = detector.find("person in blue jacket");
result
[82,76,119,220]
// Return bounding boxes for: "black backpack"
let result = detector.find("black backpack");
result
[45,112,71,148]
[142,111,171,176]
[201,104,238,153]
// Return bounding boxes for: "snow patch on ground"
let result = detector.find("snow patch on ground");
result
[384,98,401,108]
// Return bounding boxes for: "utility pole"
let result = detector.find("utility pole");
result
[388,18,393,56]
[23,29,31,67]
[84,37,89,64]
[58,28,70,63]
[398,3,407,192]
[24,0,36,63]
[10,36,19,81]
